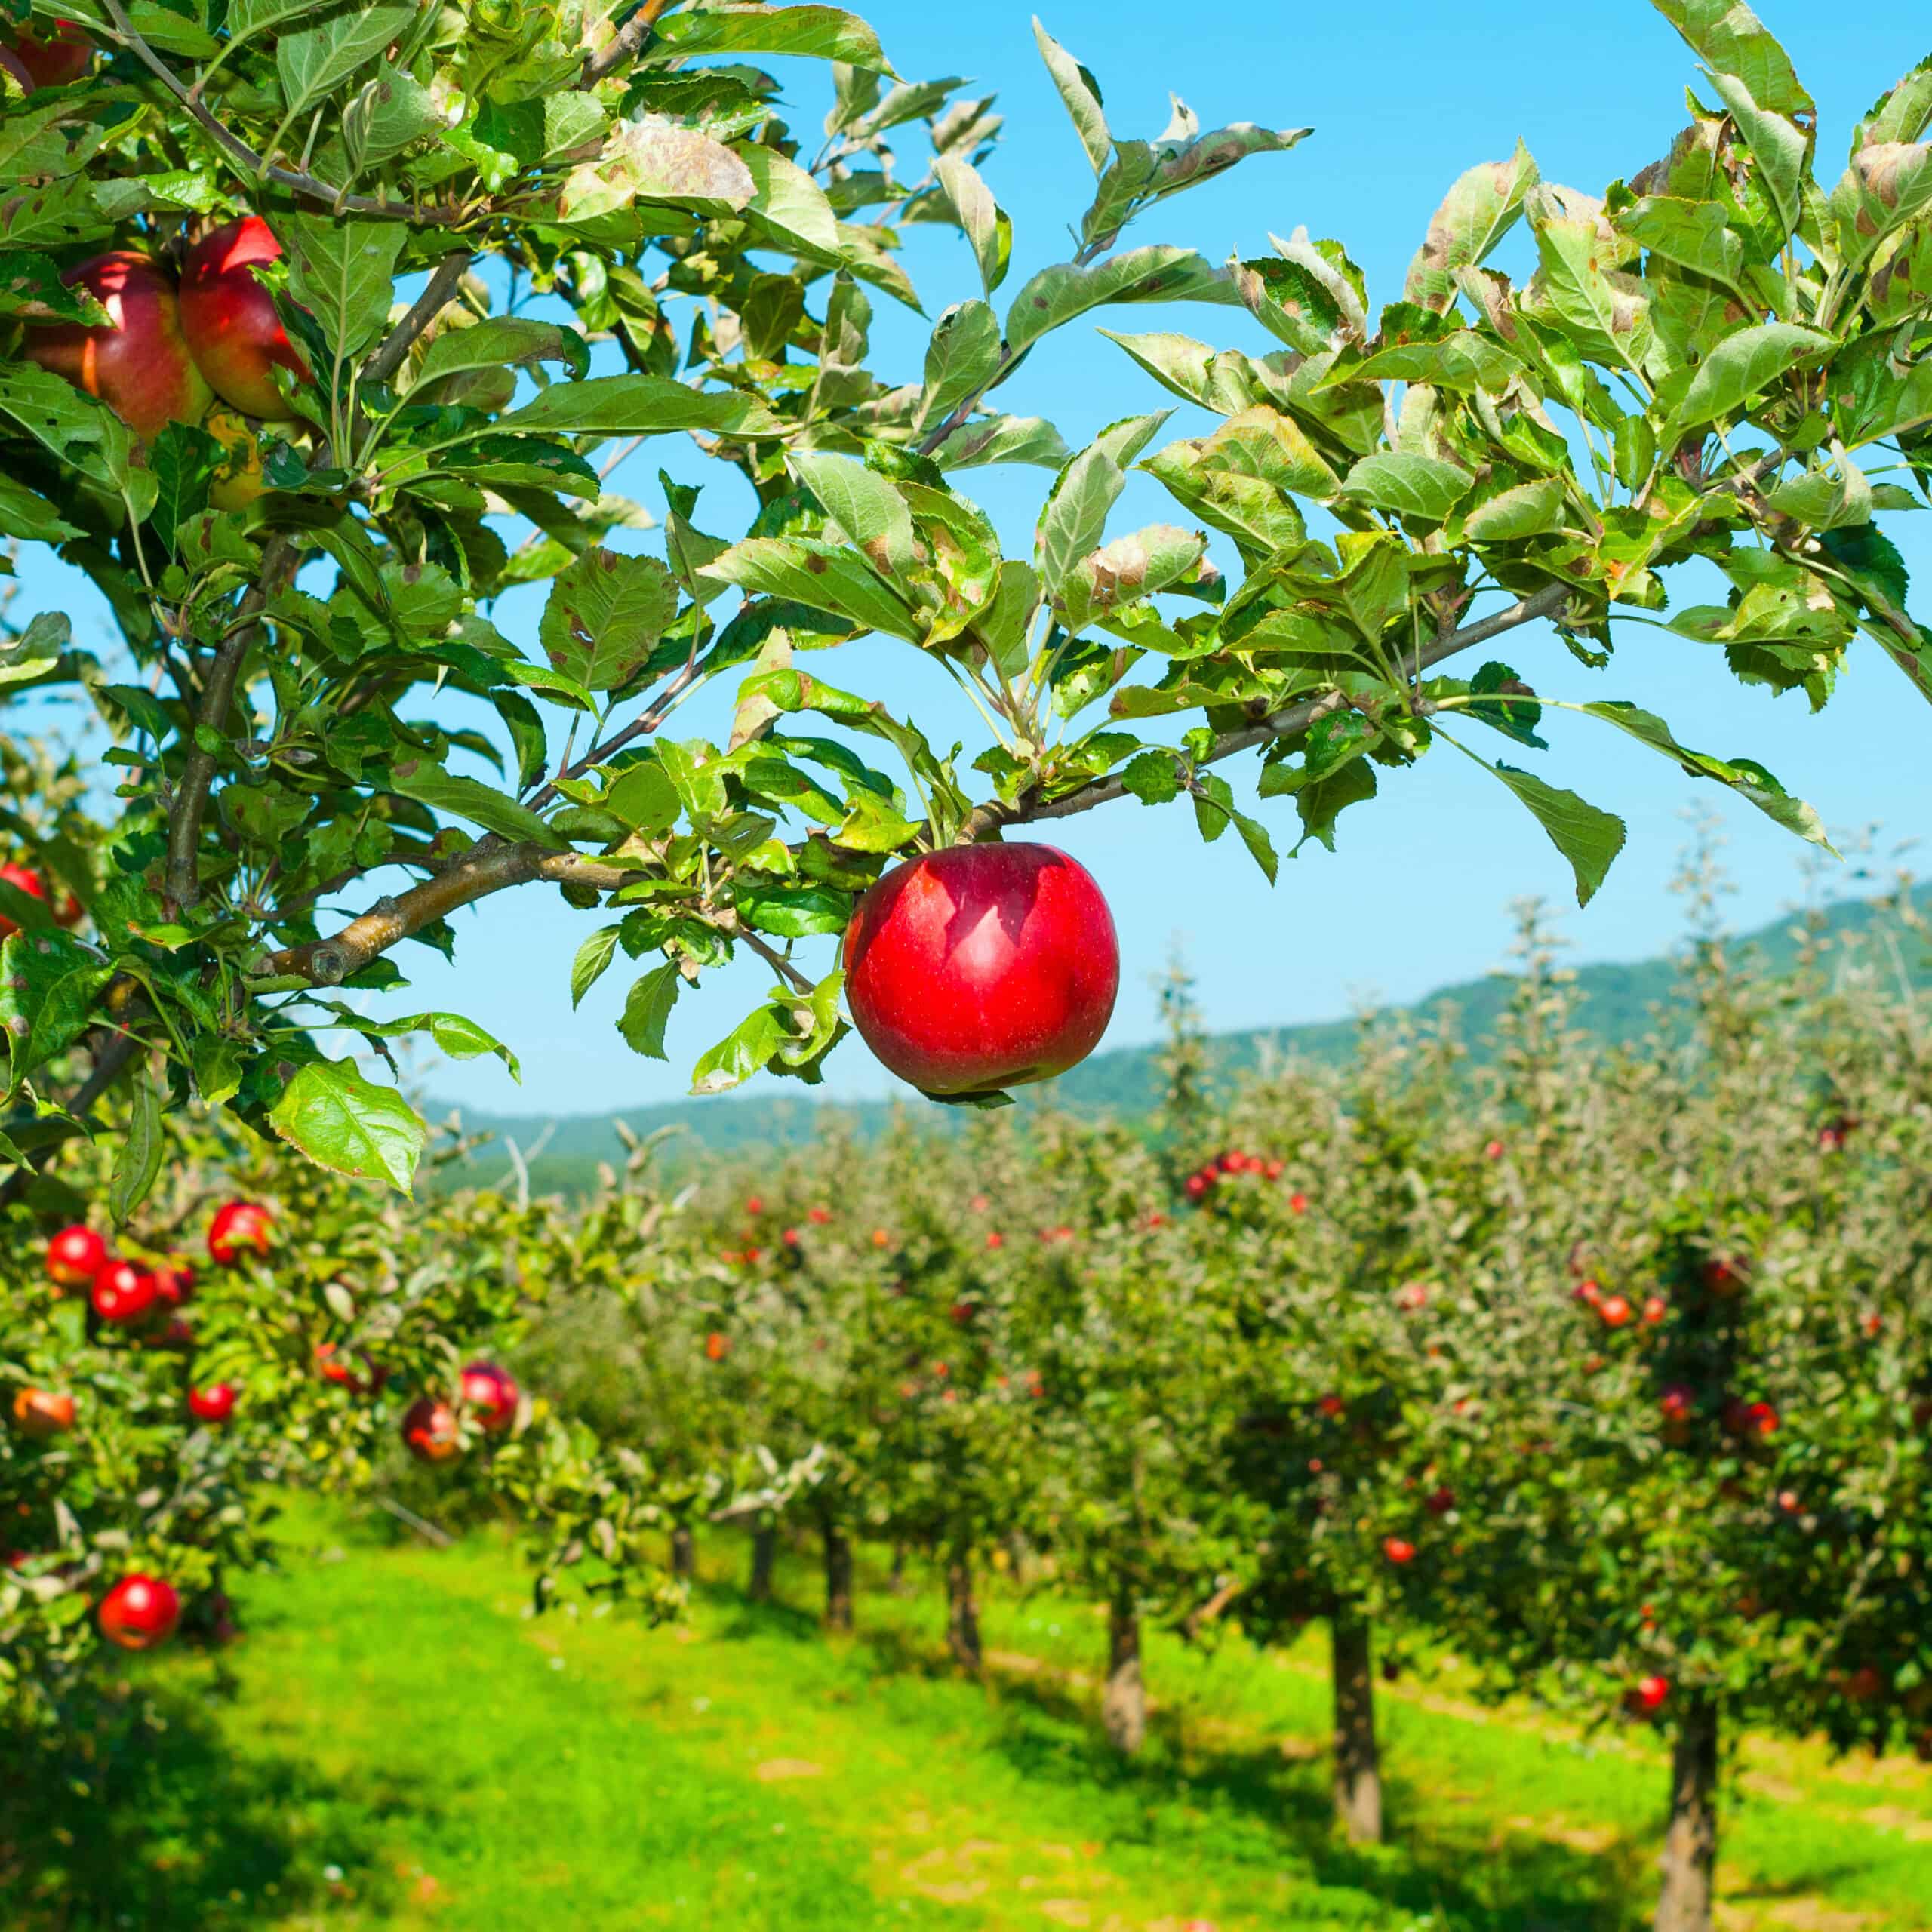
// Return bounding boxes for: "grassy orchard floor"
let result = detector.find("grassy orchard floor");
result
[6,1503,1930,1931]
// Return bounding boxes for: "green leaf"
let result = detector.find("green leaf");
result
[932,414,1072,471]
[700,537,921,640]
[1032,17,1109,174]
[0,610,70,688]
[1649,0,1814,119]
[572,926,621,1009]
[537,549,681,692]
[283,214,406,362]
[494,376,786,439]
[618,963,683,1060]
[1462,476,1567,541]
[106,1070,162,1228]
[740,144,844,261]
[1486,760,1627,906]
[276,4,414,118]
[652,3,891,69]
[1342,452,1472,523]
[337,1008,521,1075]
[916,299,1003,433]
[1524,189,1654,374]
[387,760,569,849]
[0,931,112,1094]
[408,317,591,395]
[1404,143,1540,311]
[606,758,681,834]
[787,451,915,580]
[934,155,1011,296]
[1006,246,1236,355]
[736,883,849,938]
[1577,700,1833,849]
[268,1059,427,1196]
[1034,412,1169,598]
[1668,321,1832,435]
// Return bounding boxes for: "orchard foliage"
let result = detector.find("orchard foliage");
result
[0,0,1927,1185]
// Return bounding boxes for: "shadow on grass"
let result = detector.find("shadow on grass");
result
[0,1687,411,1932]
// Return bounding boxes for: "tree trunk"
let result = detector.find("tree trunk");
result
[1101,1586,1146,1754]
[822,1518,854,1632]
[1005,1530,1029,1586]
[669,1524,695,1579]
[1331,1611,1383,1844]
[888,1542,912,1595]
[945,1543,981,1670]
[747,1524,777,1603]
[1656,1696,1720,1932]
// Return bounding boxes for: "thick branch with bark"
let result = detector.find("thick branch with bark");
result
[581,0,680,85]
[258,840,641,983]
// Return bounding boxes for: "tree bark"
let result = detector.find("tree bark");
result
[888,1542,912,1595]
[1656,1695,1720,1932]
[669,1524,695,1579]
[945,1543,981,1670]
[822,1518,854,1632]
[747,1524,777,1603]
[1331,1611,1383,1844]
[1101,1586,1146,1754]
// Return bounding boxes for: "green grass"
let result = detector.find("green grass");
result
[5,1501,1929,1930]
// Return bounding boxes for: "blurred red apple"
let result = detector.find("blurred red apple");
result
[459,1361,518,1434]
[179,217,312,420]
[207,1200,272,1265]
[45,1223,106,1290]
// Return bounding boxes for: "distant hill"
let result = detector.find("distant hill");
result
[428,887,1930,1197]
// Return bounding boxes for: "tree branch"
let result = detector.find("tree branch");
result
[99,0,472,224]
[960,580,1576,840]
[363,251,474,387]
[523,651,709,812]
[257,841,645,984]
[257,583,1577,986]
[581,0,681,86]
[165,537,297,915]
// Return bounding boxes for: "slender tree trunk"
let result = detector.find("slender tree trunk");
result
[945,1543,981,1669]
[669,1524,695,1579]
[822,1517,854,1632]
[1655,1696,1720,1932]
[747,1524,777,1603]
[888,1542,912,1595]
[1331,1611,1383,1844]
[1101,1585,1146,1754]
[1005,1529,1029,1586]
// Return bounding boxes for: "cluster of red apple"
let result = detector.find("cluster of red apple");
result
[20,202,308,509]
[20,1201,275,1653]
[1571,1279,1670,1329]
[1182,1149,1293,1205]
[25,1196,521,1649]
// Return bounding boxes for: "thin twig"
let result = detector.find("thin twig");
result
[523,653,709,811]
[958,580,1577,840]
[99,0,468,224]
[363,251,474,388]
[582,0,681,85]
[738,929,814,994]
[165,537,297,914]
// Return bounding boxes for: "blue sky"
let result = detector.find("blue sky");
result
[16,2,1932,1118]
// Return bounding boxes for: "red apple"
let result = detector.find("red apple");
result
[98,1573,180,1651]
[92,1258,157,1325]
[0,862,78,936]
[459,1361,519,1434]
[1383,1536,1417,1566]
[1847,1665,1887,1704]
[207,1199,273,1264]
[1641,1294,1669,1326]
[1184,1173,1211,1201]
[745,1195,764,1216]
[872,1228,891,1247]
[1629,1675,1670,1715]
[985,1231,1004,1250]
[23,252,213,442]
[1425,1486,1455,1515]
[12,1387,75,1436]
[841,843,1118,1096]
[1318,1394,1346,1420]
[1660,1385,1694,1423]
[45,1223,106,1290]
[5,20,91,88]
[1288,1192,1309,1216]
[401,1397,460,1463]
[1598,1293,1632,1328]
[187,1383,237,1424]
[149,1260,195,1309]
[807,1205,832,1225]
[178,217,312,420]
[705,1331,729,1362]
[1703,1257,1744,1299]
[314,1343,387,1394]
[1483,1138,1505,1160]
